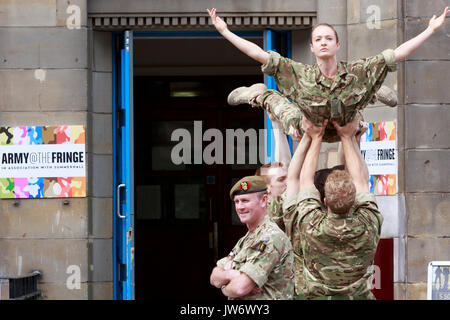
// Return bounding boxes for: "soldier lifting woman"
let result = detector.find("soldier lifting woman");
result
[207,6,449,300]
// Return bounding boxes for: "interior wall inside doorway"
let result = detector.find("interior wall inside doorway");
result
[134,37,263,77]
[133,35,265,300]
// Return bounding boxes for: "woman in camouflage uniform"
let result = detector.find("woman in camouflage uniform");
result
[207,7,449,142]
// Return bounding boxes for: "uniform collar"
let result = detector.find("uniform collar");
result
[315,61,348,87]
[249,214,270,233]
[328,211,351,219]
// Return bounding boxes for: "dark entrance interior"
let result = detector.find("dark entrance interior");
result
[133,36,265,299]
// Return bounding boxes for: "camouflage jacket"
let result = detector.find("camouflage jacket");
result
[267,193,306,296]
[267,195,285,231]
[283,186,383,299]
[261,49,397,141]
[217,215,294,300]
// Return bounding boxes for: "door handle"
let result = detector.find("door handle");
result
[117,183,126,219]
[209,197,219,261]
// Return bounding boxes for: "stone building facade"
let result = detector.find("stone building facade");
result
[0,0,448,300]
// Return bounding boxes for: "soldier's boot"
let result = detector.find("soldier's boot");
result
[227,83,268,107]
[374,85,397,107]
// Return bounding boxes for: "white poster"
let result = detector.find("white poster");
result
[360,121,397,195]
[0,125,86,198]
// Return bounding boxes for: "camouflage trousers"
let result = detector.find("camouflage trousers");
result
[253,90,364,143]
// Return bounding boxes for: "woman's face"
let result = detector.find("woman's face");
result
[267,167,287,199]
[310,25,340,59]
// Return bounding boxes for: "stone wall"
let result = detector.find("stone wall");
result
[402,0,450,300]
[0,0,112,299]
[88,27,114,299]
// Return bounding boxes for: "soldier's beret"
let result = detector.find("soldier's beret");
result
[230,175,267,200]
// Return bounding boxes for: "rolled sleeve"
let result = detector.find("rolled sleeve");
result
[282,192,298,213]
[280,187,322,214]
[354,192,377,206]
[282,188,321,224]
[261,50,281,77]
[294,187,323,224]
[217,256,231,269]
[297,186,321,204]
[239,262,268,288]
[381,48,397,72]
[239,240,281,288]
[353,192,383,233]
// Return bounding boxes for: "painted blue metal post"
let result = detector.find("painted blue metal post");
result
[264,30,276,163]
[122,30,135,300]
[113,30,135,300]
[264,30,293,163]
[285,31,293,154]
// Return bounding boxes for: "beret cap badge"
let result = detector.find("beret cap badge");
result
[229,175,267,200]
[240,182,250,191]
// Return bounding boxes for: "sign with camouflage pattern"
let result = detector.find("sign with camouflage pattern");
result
[360,121,397,195]
[428,261,450,300]
[0,125,86,199]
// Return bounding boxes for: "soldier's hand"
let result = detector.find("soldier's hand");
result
[332,116,359,138]
[302,118,328,140]
[225,269,241,280]
[224,260,236,270]
[287,125,302,141]
[355,121,368,141]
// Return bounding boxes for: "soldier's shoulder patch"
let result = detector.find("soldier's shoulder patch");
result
[258,242,267,253]
[258,237,270,253]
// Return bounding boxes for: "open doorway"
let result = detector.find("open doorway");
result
[132,34,265,299]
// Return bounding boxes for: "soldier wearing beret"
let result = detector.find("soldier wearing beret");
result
[209,176,294,300]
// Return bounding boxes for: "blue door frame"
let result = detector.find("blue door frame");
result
[112,29,291,300]
[264,30,293,162]
[112,30,135,300]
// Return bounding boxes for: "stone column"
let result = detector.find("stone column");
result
[403,0,450,300]
[87,29,114,299]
